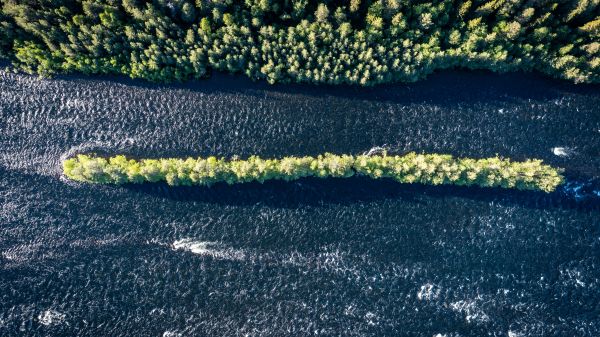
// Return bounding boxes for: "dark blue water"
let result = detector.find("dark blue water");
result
[0,70,599,336]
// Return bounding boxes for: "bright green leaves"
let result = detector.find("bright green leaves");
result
[63,153,564,193]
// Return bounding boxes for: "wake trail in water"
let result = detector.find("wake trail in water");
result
[172,239,247,261]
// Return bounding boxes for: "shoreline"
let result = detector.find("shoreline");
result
[5,65,600,94]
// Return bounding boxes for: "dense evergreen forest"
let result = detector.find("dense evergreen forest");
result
[1,0,598,84]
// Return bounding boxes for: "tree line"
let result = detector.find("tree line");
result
[63,152,564,192]
[1,0,598,84]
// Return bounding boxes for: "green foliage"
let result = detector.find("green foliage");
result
[63,152,565,193]
[0,12,18,59]
[0,0,598,84]
[315,3,329,23]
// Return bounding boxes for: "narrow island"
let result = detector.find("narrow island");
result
[63,153,564,192]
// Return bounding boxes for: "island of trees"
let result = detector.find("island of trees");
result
[63,153,564,192]
[0,0,598,84]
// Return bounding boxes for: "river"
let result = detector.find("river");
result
[0,70,599,336]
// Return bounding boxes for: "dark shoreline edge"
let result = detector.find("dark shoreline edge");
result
[3,62,600,97]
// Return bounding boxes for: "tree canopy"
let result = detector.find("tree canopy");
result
[63,152,565,193]
[1,0,598,84]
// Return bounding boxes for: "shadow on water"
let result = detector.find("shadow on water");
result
[123,176,600,212]
[53,68,600,105]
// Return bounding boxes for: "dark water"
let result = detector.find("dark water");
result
[1,70,599,337]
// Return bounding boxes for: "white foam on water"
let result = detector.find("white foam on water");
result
[449,298,490,324]
[172,239,246,261]
[417,283,441,301]
[69,236,121,248]
[61,97,93,111]
[169,240,406,285]
[281,248,418,285]
[343,304,357,316]
[37,310,66,326]
[559,268,588,288]
[551,147,572,157]
[162,331,182,337]
[60,137,138,164]
[3,243,43,263]
[314,250,359,275]
[149,308,166,316]
[363,145,388,156]
[364,311,379,326]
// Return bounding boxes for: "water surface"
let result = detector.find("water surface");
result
[0,70,599,336]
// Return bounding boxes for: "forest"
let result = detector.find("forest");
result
[63,153,564,192]
[0,0,600,85]
[0,0,598,84]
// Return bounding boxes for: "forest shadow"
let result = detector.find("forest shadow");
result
[51,68,600,106]
[122,176,600,212]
